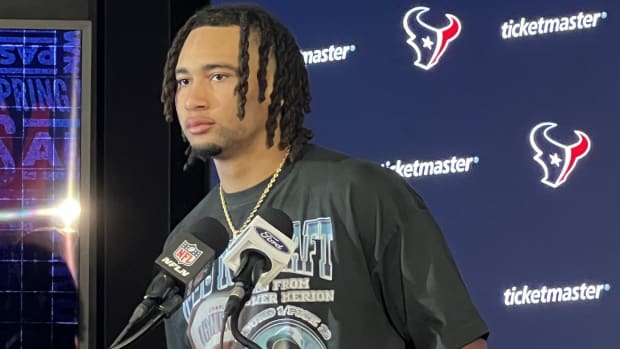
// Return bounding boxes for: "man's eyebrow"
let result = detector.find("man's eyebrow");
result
[175,63,239,75]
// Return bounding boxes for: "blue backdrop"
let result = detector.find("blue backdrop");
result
[213,0,620,347]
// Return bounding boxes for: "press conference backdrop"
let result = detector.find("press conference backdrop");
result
[0,21,88,349]
[210,0,620,347]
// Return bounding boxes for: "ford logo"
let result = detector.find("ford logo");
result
[256,227,289,253]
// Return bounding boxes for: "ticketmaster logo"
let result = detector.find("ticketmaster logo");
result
[381,156,479,178]
[501,10,607,39]
[301,44,356,65]
[504,282,611,306]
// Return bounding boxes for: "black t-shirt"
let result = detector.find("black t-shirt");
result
[164,144,489,349]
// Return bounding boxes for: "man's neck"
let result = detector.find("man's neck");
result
[214,145,288,193]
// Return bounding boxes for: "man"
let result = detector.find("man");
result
[161,3,489,349]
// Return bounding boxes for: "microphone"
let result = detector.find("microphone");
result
[222,207,295,317]
[131,217,230,323]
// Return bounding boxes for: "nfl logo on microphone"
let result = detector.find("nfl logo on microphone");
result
[174,240,204,267]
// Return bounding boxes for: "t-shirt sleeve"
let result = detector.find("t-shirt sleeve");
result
[352,167,489,348]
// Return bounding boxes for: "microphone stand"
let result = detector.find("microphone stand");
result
[108,294,183,349]
[109,275,177,348]
[226,259,265,349]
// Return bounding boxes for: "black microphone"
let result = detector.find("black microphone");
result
[129,217,230,323]
[222,207,295,317]
[110,217,230,349]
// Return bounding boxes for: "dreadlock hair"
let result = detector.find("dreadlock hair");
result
[161,3,313,169]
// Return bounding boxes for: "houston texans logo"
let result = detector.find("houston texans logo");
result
[402,6,461,70]
[529,122,591,188]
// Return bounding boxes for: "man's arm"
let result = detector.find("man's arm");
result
[372,198,490,348]
[347,164,489,348]
[463,338,487,349]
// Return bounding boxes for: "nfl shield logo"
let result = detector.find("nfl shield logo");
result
[174,240,204,266]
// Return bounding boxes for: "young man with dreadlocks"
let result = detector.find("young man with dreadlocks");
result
[161,3,489,349]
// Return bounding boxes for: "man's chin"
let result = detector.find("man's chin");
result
[191,143,223,160]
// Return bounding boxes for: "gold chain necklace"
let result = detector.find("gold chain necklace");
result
[219,148,290,238]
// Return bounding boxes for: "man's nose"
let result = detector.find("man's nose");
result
[184,81,210,110]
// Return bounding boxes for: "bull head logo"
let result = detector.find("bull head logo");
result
[529,122,591,188]
[402,6,461,70]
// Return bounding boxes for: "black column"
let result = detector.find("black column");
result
[99,1,210,348]
[99,0,171,347]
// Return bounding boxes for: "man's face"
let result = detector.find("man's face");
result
[175,26,275,159]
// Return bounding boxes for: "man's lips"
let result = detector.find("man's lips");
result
[186,119,215,135]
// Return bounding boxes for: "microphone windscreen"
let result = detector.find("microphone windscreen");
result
[257,208,293,238]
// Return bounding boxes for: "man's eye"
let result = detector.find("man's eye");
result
[211,74,227,81]
[176,78,190,87]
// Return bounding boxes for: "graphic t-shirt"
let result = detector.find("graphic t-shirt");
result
[164,144,489,349]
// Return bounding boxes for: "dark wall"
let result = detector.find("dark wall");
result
[99,0,171,348]
[100,0,209,348]
[0,0,89,19]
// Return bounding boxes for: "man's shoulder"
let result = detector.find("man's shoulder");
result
[296,143,350,164]
[299,144,393,178]
[298,144,424,204]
